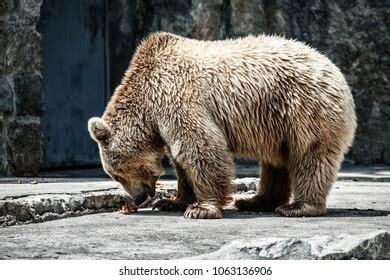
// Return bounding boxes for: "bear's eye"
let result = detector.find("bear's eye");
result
[113,175,125,183]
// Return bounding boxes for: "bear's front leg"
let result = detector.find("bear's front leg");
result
[179,145,234,219]
[152,159,196,212]
[160,110,234,219]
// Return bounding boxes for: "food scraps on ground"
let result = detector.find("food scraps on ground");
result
[119,204,138,214]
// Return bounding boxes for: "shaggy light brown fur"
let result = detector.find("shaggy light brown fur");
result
[88,32,356,219]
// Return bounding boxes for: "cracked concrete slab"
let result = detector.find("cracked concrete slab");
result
[1,177,389,227]
[0,207,388,259]
[0,180,178,226]
[0,176,389,259]
[0,179,256,226]
[0,166,389,259]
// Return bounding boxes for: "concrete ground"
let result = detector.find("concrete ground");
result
[0,166,389,259]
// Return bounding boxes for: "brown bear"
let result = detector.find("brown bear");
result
[88,32,356,219]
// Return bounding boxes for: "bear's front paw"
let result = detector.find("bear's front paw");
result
[183,203,223,219]
[152,198,186,212]
[275,202,326,217]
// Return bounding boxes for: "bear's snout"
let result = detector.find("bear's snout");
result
[134,183,155,206]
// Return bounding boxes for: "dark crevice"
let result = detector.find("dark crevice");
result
[1,187,121,201]
[222,0,231,38]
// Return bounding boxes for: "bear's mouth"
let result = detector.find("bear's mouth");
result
[134,183,156,206]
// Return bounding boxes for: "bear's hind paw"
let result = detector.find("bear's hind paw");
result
[183,203,223,219]
[275,202,326,217]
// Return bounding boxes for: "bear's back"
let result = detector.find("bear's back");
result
[175,34,355,159]
[123,33,356,162]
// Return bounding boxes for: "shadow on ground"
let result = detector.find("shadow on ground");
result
[131,208,390,219]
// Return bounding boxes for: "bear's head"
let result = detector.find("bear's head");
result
[88,117,165,206]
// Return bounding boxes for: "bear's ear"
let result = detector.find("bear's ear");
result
[88,117,110,144]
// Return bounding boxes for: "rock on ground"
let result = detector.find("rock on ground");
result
[189,232,390,260]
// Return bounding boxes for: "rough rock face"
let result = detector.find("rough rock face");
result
[189,232,390,260]
[0,0,43,175]
[0,0,388,176]
[107,0,138,93]
[0,191,132,227]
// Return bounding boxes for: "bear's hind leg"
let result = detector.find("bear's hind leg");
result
[276,144,341,217]
[153,159,196,212]
[235,163,290,212]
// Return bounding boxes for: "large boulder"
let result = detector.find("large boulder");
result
[190,232,390,260]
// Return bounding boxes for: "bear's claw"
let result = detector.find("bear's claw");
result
[183,203,223,219]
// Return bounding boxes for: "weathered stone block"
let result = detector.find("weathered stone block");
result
[6,120,42,176]
[190,0,225,39]
[0,75,14,114]
[0,117,5,174]
[19,0,43,16]
[108,0,138,92]
[229,0,267,37]
[0,21,42,75]
[0,0,17,15]
[149,0,195,37]
[13,73,43,116]
[0,3,42,75]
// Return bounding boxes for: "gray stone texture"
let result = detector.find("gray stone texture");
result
[0,118,4,174]
[190,232,390,260]
[0,76,14,114]
[0,0,42,74]
[0,178,259,226]
[0,0,17,16]
[107,0,138,93]
[6,120,42,176]
[0,0,43,176]
[13,73,43,116]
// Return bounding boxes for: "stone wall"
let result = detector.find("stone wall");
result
[0,0,43,176]
[113,0,389,164]
[0,0,388,176]
[107,0,138,93]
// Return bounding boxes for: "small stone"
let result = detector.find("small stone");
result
[235,183,248,192]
